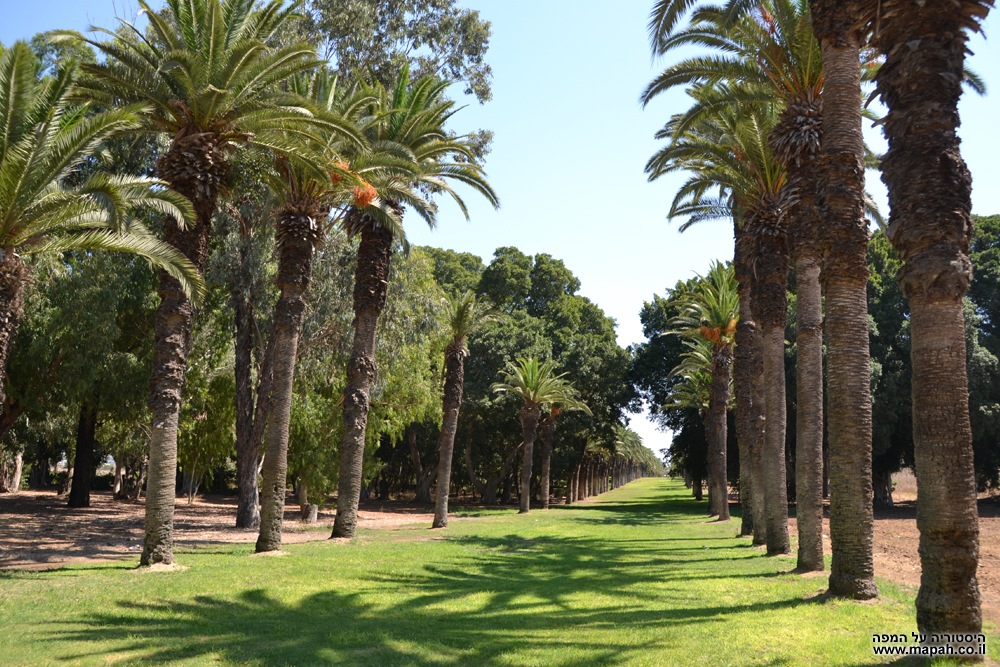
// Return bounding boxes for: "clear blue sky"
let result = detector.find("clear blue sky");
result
[4,2,999,453]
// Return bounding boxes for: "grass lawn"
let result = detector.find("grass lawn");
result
[0,477,996,667]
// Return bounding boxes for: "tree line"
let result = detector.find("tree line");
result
[632,0,992,655]
[0,0,662,571]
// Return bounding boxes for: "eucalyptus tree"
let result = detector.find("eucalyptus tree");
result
[492,357,588,514]
[670,261,738,520]
[255,70,371,553]
[536,390,592,511]
[56,0,326,565]
[646,100,791,554]
[0,42,202,413]
[857,0,991,644]
[432,291,500,528]
[332,68,498,539]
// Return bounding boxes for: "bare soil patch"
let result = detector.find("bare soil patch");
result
[0,490,436,570]
[786,470,1000,630]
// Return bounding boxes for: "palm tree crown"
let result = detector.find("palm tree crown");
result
[0,42,203,298]
[492,357,590,415]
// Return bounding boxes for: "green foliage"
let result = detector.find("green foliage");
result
[307,0,494,104]
[419,246,485,296]
[0,42,203,299]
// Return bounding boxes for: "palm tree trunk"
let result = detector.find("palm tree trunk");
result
[761,323,790,555]
[68,403,98,508]
[734,226,767,545]
[874,1,984,642]
[0,250,28,407]
[795,256,825,571]
[256,228,313,553]
[519,404,541,513]
[433,346,465,528]
[709,347,733,521]
[142,214,212,566]
[809,3,877,598]
[333,221,394,539]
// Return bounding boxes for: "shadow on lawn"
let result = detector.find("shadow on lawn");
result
[47,484,819,667]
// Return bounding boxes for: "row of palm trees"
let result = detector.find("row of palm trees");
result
[645,0,989,647]
[34,0,502,562]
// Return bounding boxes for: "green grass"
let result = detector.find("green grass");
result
[0,478,995,666]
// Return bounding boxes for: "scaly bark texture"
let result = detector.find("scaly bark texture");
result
[794,259,825,571]
[771,91,826,572]
[709,345,733,522]
[809,1,876,598]
[747,200,791,556]
[432,342,465,528]
[868,0,988,644]
[0,250,28,408]
[518,404,542,514]
[142,133,226,566]
[333,219,394,538]
[67,404,98,508]
[734,227,767,544]
[256,201,317,552]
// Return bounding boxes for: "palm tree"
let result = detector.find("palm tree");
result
[56,0,323,566]
[857,0,990,643]
[255,71,372,553]
[0,43,203,411]
[432,290,500,528]
[732,220,766,544]
[671,261,738,521]
[492,357,588,514]
[643,0,827,564]
[647,100,792,554]
[805,0,877,600]
[331,68,498,539]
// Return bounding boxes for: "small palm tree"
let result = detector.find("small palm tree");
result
[492,357,588,514]
[56,0,324,566]
[670,261,738,521]
[331,67,499,539]
[432,291,501,528]
[648,99,792,553]
[0,43,203,406]
[537,394,591,510]
[255,70,373,553]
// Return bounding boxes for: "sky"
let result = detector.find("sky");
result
[3,1,999,456]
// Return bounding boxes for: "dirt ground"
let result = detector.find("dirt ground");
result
[0,490,434,570]
[787,469,1000,629]
[2,473,999,629]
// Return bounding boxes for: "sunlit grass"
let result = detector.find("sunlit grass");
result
[0,478,995,666]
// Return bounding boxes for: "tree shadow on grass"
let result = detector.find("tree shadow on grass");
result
[46,527,824,667]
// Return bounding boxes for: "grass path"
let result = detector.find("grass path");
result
[0,477,996,666]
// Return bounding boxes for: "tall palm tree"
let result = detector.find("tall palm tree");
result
[0,43,203,409]
[255,71,373,553]
[647,100,792,554]
[858,0,990,644]
[432,290,500,528]
[645,0,828,565]
[331,68,498,539]
[56,0,324,565]
[806,0,877,599]
[732,220,766,543]
[492,357,588,514]
[671,261,739,521]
